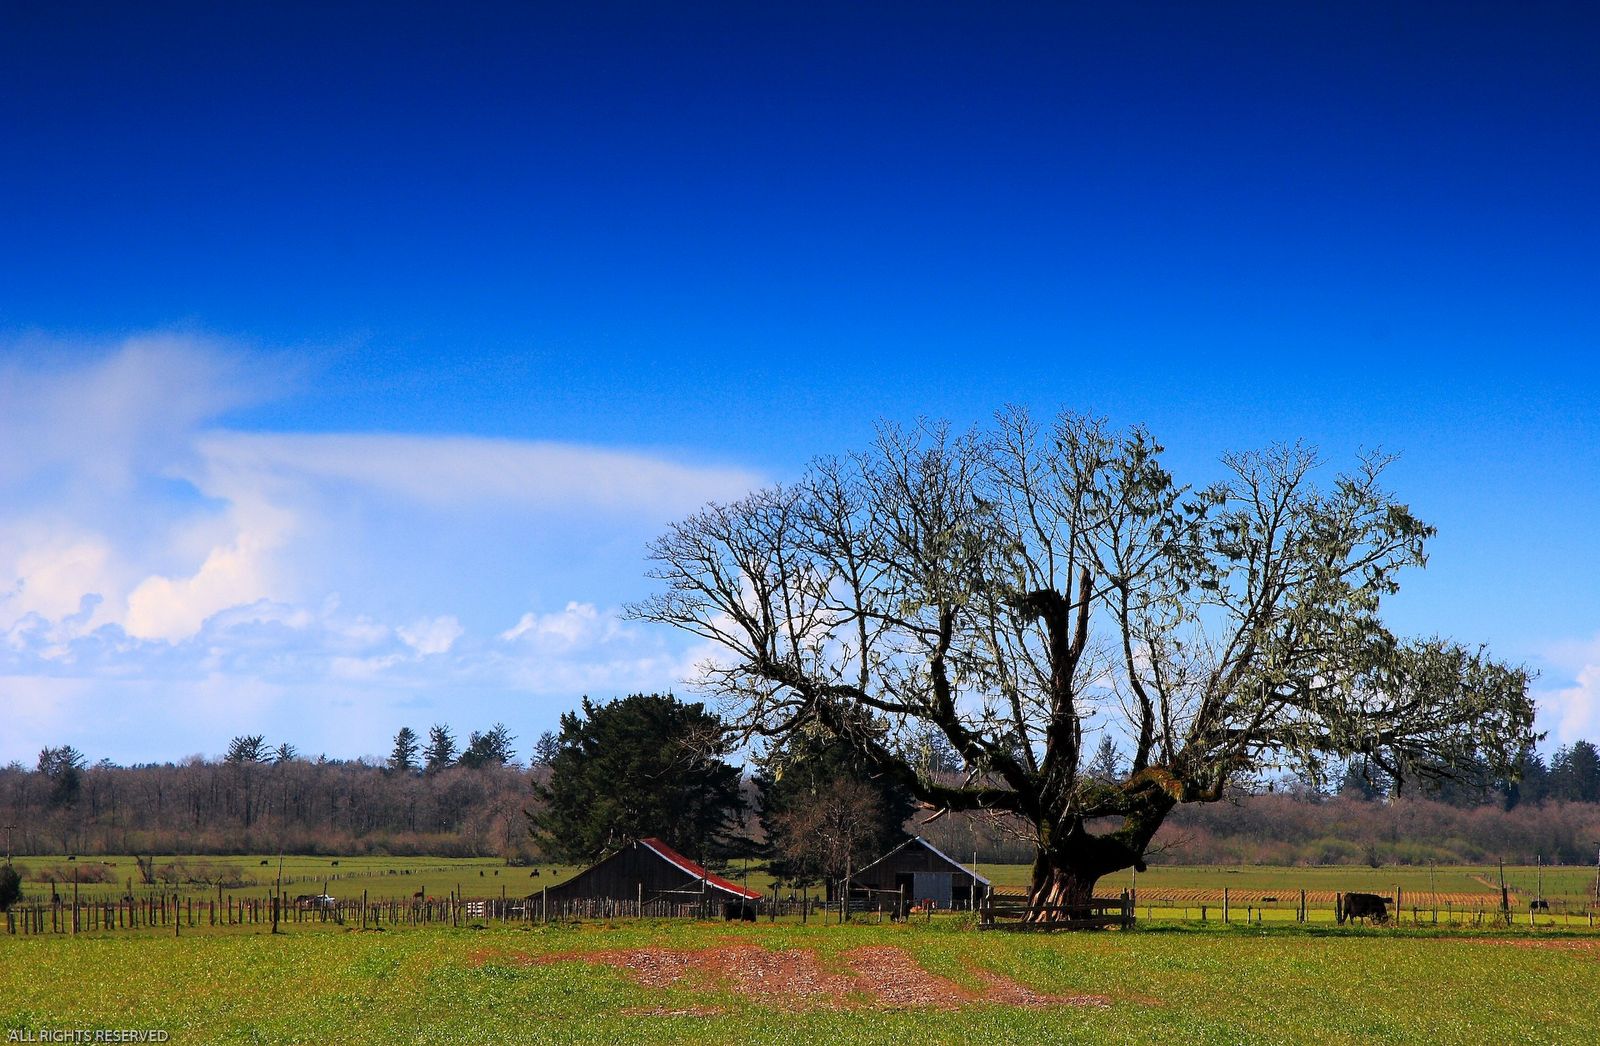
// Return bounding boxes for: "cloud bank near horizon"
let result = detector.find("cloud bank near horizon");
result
[0,336,756,763]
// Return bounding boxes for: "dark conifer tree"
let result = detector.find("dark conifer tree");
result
[530,694,745,864]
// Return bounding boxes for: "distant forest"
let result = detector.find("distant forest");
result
[5,733,1599,868]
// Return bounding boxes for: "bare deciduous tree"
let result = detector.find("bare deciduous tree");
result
[632,409,1535,920]
[770,777,885,886]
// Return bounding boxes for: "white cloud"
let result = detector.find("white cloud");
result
[0,334,764,763]
[399,615,464,656]
[123,494,298,640]
[3,533,116,626]
[0,333,270,492]
[501,601,614,649]
[1537,633,1600,746]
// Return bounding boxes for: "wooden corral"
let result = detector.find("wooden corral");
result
[544,837,762,917]
[835,836,991,913]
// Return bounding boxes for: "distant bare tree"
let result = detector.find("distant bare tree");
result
[770,777,886,886]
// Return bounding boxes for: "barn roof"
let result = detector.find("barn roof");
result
[854,836,992,886]
[640,837,763,900]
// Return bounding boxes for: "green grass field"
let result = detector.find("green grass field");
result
[6,854,586,902]
[3,918,1596,1044]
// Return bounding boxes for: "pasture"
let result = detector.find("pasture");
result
[5,854,584,903]
[3,918,1597,1044]
[9,855,1597,924]
[14,855,1596,898]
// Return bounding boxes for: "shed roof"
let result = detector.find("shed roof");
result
[854,836,992,886]
[640,837,763,900]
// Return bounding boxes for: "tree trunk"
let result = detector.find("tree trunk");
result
[1021,807,1167,926]
[1024,850,1103,924]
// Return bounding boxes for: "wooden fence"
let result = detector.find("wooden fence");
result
[2,887,774,935]
[10,885,1600,936]
[979,891,1134,930]
[1119,887,1600,928]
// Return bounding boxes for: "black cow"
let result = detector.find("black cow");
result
[722,902,757,922]
[1337,892,1390,924]
[1530,899,1550,912]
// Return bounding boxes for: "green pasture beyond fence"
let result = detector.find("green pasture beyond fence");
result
[9,885,1600,937]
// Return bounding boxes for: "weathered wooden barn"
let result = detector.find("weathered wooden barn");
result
[836,836,991,911]
[544,837,762,916]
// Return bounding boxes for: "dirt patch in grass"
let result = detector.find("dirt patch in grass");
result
[475,944,1114,1011]
[842,945,974,1009]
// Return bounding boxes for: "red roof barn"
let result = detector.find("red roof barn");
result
[545,837,761,914]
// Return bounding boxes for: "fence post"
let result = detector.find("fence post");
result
[1223,888,1229,924]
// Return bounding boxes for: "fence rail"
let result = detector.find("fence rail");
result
[979,892,1134,930]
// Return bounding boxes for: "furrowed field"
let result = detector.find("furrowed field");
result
[3,919,1598,1044]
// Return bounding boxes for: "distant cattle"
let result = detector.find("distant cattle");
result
[722,902,757,922]
[1337,892,1390,924]
[1530,899,1550,912]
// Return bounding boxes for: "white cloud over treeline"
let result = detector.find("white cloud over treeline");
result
[1537,633,1600,749]
[0,335,759,763]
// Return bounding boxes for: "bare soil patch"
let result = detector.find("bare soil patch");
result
[474,944,1115,1011]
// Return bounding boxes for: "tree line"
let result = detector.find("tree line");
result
[6,699,1600,876]
[4,721,541,859]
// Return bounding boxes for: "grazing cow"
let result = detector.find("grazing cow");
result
[411,889,425,900]
[1530,899,1550,912]
[722,902,757,922]
[529,869,541,878]
[1337,892,1390,924]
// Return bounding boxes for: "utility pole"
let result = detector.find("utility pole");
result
[2,824,15,863]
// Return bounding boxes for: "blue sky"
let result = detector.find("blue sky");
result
[2,3,1597,764]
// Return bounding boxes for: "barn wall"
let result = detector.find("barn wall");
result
[836,841,987,909]
[545,843,737,904]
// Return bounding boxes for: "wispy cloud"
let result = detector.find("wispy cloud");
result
[0,336,761,762]
[195,431,759,516]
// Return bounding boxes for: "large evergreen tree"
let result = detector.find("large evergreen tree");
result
[529,693,745,863]
[423,725,457,773]
[1551,741,1600,803]
[459,723,518,769]
[36,746,86,809]
[389,727,420,774]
